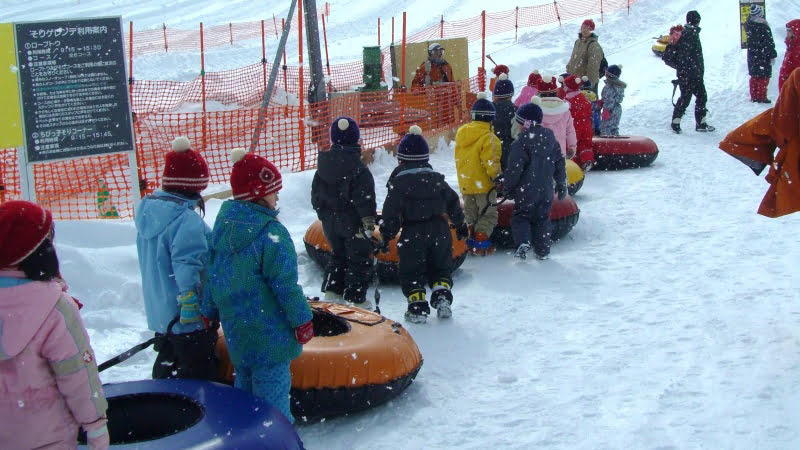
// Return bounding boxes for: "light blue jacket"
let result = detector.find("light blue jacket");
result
[205,200,312,367]
[135,191,210,334]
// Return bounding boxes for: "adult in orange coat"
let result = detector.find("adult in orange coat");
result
[719,67,800,217]
[411,43,455,88]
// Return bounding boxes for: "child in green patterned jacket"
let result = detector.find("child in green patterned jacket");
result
[204,148,313,424]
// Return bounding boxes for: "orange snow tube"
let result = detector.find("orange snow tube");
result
[216,302,423,421]
[592,135,659,170]
[304,217,468,283]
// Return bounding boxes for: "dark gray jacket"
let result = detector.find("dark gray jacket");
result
[504,125,566,209]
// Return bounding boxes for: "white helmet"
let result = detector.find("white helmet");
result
[428,43,444,52]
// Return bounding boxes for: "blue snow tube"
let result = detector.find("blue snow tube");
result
[78,379,303,449]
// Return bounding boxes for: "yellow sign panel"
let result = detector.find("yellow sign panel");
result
[0,22,23,149]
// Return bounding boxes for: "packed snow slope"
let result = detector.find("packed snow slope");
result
[5,0,800,448]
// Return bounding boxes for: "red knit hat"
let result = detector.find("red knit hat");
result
[527,70,541,87]
[0,200,53,269]
[162,136,210,193]
[492,64,509,76]
[230,148,282,202]
[563,75,587,92]
[536,73,559,93]
[582,19,595,31]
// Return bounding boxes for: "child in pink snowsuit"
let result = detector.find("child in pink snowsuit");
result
[0,201,109,450]
[536,74,577,158]
[514,70,542,108]
[562,74,595,170]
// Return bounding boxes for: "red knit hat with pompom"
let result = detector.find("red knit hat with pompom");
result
[0,200,53,269]
[527,70,541,88]
[492,64,510,76]
[563,75,588,92]
[536,73,559,93]
[162,136,210,193]
[230,148,282,202]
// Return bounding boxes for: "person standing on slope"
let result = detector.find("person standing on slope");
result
[670,10,715,133]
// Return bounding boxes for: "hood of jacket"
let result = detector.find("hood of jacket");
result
[518,125,558,158]
[540,97,570,115]
[134,191,202,239]
[0,271,63,359]
[316,144,365,184]
[788,20,800,48]
[210,200,278,255]
[457,121,495,147]
[604,77,627,89]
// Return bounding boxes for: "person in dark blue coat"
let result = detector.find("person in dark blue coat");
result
[311,117,377,306]
[492,73,518,172]
[504,97,567,260]
[379,125,468,323]
[744,5,778,103]
[671,10,715,133]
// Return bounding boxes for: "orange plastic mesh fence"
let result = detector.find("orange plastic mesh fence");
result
[1,0,639,219]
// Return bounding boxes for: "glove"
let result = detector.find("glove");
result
[86,423,109,450]
[566,147,576,159]
[602,108,611,121]
[493,175,505,197]
[595,99,603,108]
[358,216,376,240]
[556,185,567,200]
[177,291,202,325]
[455,222,469,241]
[295,321,314,345]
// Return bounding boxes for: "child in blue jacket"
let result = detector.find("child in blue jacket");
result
[505,98,567,260]
[205,149,313,424]
[135,136,218,380]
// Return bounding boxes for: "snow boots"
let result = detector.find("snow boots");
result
[514,243,531,260]
[321,271,344,301]
[466,231,495,256]
[671,117,682,134]
[430,280,453,319]
[695,117,715,132]
[344,283,372,310]
[405,289,430,323]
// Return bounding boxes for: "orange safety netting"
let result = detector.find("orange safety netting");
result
[1,0,639,219]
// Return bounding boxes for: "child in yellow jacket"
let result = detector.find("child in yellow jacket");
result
[454,92,502,255]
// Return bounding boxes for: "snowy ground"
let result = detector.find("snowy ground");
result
[4,0,800,448]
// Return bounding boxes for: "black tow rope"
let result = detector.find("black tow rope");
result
[97,316,179,372]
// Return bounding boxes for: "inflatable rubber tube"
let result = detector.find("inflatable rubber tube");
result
[489,194,580,249]
[591,135,659,170]
[78,379,302,449]
[216,302,423,421]
[304,218,468,283]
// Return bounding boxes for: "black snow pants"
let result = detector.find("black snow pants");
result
[672,77,708,125]
[397,216,453,298]
[321,212,374,295]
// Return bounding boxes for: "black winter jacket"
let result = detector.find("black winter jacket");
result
[380,161,464,239]
[675,24,704,80]
[492,99,518,171]
[504,125,566,210]
[311,144,376,222]
[745,19,778,78]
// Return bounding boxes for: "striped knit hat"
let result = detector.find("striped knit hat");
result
[230,148,282,202]
[397,125,430,162]
[162,136,210,193]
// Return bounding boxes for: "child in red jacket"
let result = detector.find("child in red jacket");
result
[561,75,595,171]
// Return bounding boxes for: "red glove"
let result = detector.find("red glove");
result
[601,109,611,120]
[295,321,314,345]
[595,99,603,108]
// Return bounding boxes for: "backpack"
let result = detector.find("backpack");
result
[599,56,608,78]
[662,44,679,69]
